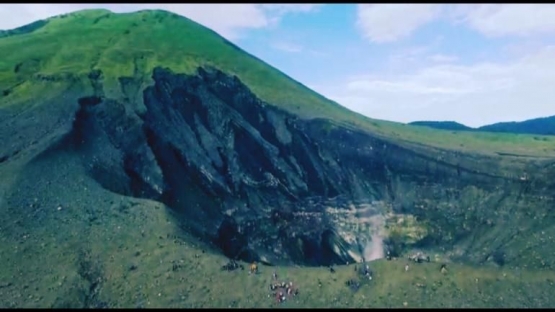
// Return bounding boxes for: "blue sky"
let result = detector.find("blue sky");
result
[2,4,555,127]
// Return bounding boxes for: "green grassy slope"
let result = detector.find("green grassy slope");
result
[409,121,474,131]
[479,115,555,136]
[1,9,554,157]
[1,149,554,308]
[410,116,555,137]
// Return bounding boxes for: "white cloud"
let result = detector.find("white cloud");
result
[460,4,555,37]
[249,4,323,32]
[385,36,445,71]
[270,39,329,57]
[355,4,555,43]
[259,4,322,15]
[389,45,430,63]
[0,4,320,40]
[315,46,555,127]
[356,4,441,43]
[271,41,303,53]
[502,40,550,59]
[428,54,459,63]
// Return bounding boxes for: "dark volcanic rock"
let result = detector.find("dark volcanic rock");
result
[50,66,555,268]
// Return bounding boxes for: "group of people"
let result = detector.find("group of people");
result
[227,258,455,304]
[269,271,299,303]
[270,281,299,303]
[345,263,375,292]
[220,259,243,271]
[222,260,299,304]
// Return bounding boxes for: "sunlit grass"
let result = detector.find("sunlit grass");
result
[1,8,553,157]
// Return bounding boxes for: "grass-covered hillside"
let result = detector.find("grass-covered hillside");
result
[410,116,555,137]
[480,115,555,136]
[0,9,554,157]
[409,121,473,131]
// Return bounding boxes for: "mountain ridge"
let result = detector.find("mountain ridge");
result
[410,115,555,136]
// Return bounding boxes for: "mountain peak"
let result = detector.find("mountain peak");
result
[1,8,553,157]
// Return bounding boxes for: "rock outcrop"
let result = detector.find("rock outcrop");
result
[50,66,555,268]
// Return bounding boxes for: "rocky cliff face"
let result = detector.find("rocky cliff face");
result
[23,66,555,268]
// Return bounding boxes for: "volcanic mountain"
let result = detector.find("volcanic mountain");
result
[1,9,555,308]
